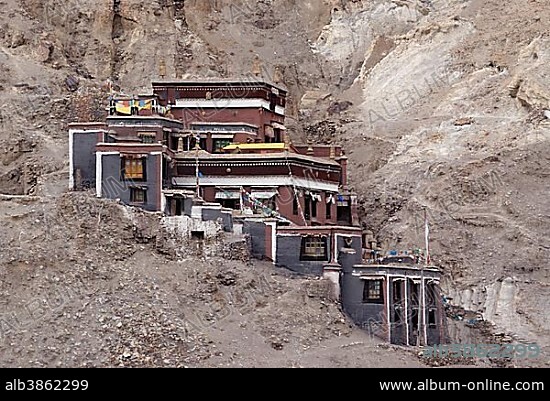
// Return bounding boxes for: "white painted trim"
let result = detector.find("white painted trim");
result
[277,233,361,238]
[104,124,173,129]
[354,265,440,273]
[266,221,277,265]
[160,154,164,213]
[356,273,436,280]
[276,233,362,237]
[386,278,391,343]
[161,194,167,214]
[174,98,285,116]
[404,278,410,346]
[69,130,74,190]
[96,152,102,198]
[422,277,428,346]
[150,152,163,156]
[172,175,339,192]
[333,233,338,264]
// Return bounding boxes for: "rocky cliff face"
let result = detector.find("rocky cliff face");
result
[0,0,548,362]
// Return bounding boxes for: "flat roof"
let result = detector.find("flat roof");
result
[152,78,288,92]
[355,264,441,273]
[190,121,259,128]
[223,143,286,151]
[69,122,106,127]
[173,151,341,167]
[96,143,165,148]
[278,226,362,231]
[106,115,183,125]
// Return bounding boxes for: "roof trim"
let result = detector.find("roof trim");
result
[151,79,288,92]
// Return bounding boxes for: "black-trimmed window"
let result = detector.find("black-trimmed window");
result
[300,236,328,261]
[304,195,312,220]
[122,157,146,181]
[428,309,437,328]
[326,201,332,219]
[130,187,147,204]
[363,280,384,304]
[293,196,299,215]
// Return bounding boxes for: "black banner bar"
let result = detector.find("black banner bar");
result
[0,368,547,396]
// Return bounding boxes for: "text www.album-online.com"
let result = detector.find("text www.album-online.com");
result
[380,380,545,391]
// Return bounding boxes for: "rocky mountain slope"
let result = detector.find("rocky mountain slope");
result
[0,0,548,366]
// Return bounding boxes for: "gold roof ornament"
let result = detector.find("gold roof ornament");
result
[273,65,283,84]
[251,55,262,77]
[159,58,166,79]
[283,132,292,150]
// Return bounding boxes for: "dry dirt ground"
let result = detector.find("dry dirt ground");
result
[0,0,548,367]
[0,193,432,368]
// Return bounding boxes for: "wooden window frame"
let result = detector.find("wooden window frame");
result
[363,280,385,304]
[300,236,328,262]
[130,187,147,204]
[122,157,147,182]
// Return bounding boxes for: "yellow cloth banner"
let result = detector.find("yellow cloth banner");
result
[137,99,153,111]
[115,100,132,115]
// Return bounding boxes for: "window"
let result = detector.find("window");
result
[393,280,403,303]
[139,133,156,144]
[122,157,146,181]
[130,188,147,204]
[293,196,299,215]
[300,236,328,261]
[304,195,312,220]
[221,199,239,210]
[326,202,332,220]
[428,309,437,328]
[363,280,384,304]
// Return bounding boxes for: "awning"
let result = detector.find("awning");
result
[215,190,241,200]
[250,190,278,200]
[272,122,286,130]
